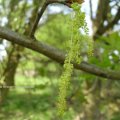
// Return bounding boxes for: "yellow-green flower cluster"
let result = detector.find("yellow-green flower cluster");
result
[58,59,73,115]
[58,3,93,116]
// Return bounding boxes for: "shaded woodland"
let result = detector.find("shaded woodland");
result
[0,0,120,120]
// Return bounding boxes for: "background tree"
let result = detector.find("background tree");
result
[0,0,120,120]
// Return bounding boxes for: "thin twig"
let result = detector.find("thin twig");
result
[29,1,48,38]
[29,0,70,38]
[89,0,93,20]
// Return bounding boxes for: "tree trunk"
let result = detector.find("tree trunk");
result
[0,45,22,104]
[0,0,41,104]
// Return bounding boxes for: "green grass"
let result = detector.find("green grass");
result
[0,92,56,120]
[0,75,75,120]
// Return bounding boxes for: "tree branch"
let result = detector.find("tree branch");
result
[94,6,120,39]
[0,27,120,80]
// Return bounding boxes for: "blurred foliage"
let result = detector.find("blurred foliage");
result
[90,32,120,70]
[36,13,71,50]
[0,0,120,120]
